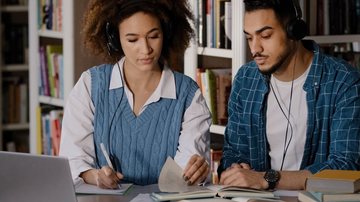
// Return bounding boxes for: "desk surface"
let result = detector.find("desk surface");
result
[76,184,298,202]
[76,184,159,202]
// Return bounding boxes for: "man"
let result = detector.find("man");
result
[218,0,360,190]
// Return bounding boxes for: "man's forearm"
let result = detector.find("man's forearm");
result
[276,170,312,190]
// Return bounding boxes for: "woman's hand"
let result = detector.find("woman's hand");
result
[183,154,210,185]
[80,166,123,189]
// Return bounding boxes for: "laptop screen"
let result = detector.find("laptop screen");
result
[0,151,77,202]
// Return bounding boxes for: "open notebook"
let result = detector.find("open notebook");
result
[152,157,278,201]
[0,151,132,202]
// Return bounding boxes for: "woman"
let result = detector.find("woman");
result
[59,0,211,188]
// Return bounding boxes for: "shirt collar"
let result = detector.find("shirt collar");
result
[109,57,176,99]
[302,40,322,90]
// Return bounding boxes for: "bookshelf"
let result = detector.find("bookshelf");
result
[28,0,100,154]
[0,2,29,152]
[184,0,246,135]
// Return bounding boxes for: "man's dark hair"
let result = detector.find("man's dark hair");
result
[243,0,298,28]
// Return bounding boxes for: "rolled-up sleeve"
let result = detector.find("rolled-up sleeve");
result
[59,70,96,181]
[174,89,211,169]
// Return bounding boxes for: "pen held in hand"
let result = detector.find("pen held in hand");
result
[100,143,122,188]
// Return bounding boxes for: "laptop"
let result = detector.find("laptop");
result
[0,151,77,202]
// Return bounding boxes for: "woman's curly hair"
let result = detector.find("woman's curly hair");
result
[82,0,194,67]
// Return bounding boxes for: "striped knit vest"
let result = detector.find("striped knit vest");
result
[90,64,198,185]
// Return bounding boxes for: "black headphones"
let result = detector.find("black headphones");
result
[105,22,121,55]
[286,0,307,40]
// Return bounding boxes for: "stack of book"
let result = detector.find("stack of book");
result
[298,170,360,202]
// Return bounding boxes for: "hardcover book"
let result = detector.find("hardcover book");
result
[298,191,360,202]
[305,170,360,193]
[151,185,276,201]
[153,157,277,201]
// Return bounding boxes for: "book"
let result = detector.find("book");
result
[19,83,28,124]
[49,109,63,156]
[298,191,319,202]
[210,148,223,184]
[179,197,283,202]
[206,69,218,124]
[151,185,277,201]
[224,1,231,43]
[39,46,50,96]
[212,68,231,125]
[36,106,43,154]
[155,157,277,201]
[306,170,360,193]
[179,198,233,202]
[298,191,360,202]
[46,45,63,98]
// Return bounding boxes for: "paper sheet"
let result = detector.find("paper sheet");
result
[158,156,205,193]
[74,178,132,195]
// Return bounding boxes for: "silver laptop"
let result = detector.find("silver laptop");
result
[0,151,77,202]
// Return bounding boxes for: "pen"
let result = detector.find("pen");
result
[100,143,121,188]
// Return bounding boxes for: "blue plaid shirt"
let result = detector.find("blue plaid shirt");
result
[219,40,360,174]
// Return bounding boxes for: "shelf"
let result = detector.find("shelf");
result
[197,47,233,58]
[210,125,226,135]
[38,95,64,107]
[0,5,28,12]
[3,123,30,131]
[38,30,63,39]
[306,35,360,44]
[2,64,28,72]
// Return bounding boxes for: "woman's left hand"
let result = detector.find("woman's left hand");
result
[183,154,210,185]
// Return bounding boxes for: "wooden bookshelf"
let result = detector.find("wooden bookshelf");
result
[28,0,100,154]
[184,0,245,134]
[0,3,29,151]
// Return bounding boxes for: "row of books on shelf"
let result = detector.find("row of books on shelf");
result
[195,0,232,49]
[1,22,28,64]
[196,68,231,125]
[1,0,27,5]
[36,106,63,156]
[39,44,64,98]
[320,42,360,70]
[3,131,29,153]
[1,77,28,124]
[304,0,360,36]
[38,0,62,32]
[299,169,360,202]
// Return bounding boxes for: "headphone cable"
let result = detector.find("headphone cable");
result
[269,50,297,171]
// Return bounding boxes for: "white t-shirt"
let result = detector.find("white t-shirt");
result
[266,65,310,170]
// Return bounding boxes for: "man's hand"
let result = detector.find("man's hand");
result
[219,164,267,190]
[183,154,210,185]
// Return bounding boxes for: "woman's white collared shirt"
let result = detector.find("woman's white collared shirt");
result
[59,58,211,180]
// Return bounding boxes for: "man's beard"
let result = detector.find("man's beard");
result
[258,45,294,76]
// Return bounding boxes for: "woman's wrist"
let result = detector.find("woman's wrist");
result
[80,168,98,185]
